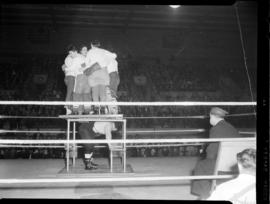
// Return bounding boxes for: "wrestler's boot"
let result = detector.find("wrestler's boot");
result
[90,157,99,167]
[100,106,107,114]
[83,153,98,170]
[93,106,100,115]
[83,106,94,115]
[83,158,98,170]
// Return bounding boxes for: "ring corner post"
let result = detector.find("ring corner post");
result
[66,119,70,172]
[110,150,113,173]
[73,121,76,168]
[123,119,127,173]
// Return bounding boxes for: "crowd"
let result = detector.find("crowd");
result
[0,133,200,159]
[0,48,256,160]
[0,54,253,98]
[0,63,27,90]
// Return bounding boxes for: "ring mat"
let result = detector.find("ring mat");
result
[58,159,134,175]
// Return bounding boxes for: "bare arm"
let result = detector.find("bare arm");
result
[105,123,112,149]
[62,64,67,71]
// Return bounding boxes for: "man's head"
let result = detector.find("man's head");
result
[91,40,101,48]
[237,148,256,175]
[67,44,78,58]
[79,44,88,57]
[209,107,228,126]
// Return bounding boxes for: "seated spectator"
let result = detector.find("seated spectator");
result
[207,148,256,204]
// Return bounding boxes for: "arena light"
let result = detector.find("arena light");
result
[169,5,181,8]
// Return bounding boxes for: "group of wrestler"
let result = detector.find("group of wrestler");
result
[62,40,120,170]
[62,40,119,115]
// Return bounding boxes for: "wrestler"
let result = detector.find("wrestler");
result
[61,45,77,114]
[63,45,87,115]
[106,48,119,99]
[73,44,92,114]
[82,40,116,114]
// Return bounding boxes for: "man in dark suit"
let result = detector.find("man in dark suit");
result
[190,107,241,199]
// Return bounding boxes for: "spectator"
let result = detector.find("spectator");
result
[207,148,256,204]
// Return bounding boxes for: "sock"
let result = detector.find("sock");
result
[84,152,93,159]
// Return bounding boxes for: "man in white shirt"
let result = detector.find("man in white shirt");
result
[82,40,116,114]
[207,148,256,204]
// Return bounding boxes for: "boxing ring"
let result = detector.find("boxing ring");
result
[0,101,256,199]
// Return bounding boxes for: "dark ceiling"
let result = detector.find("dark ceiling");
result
[0,3,257,31]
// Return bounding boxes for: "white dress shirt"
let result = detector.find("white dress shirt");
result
[85,47,117,68]
[64,55,75,76]
[64,54,85,76]
[107,59,118,74]
[93,122,116,140]
[207,174,256,204]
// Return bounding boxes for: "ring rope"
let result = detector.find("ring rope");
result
[0,116,61,119]
[234,3,256,118]
[0,144,204,148]
[0,137,256,144]
[0,112,256,120]
[0,175,236,184]
[0,129,256,135]
[0,145,106,148]
[0,129,205,134]
[126,113,256,119]
[0,101,257,106]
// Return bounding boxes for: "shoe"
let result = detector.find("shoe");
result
[84,108,93,115]
[90,158,99,167]
[100,106,107,114]
[83,158,98,170]
[93,106,99,115]
[91,162,98,167]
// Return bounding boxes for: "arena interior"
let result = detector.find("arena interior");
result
[0,3,258,201]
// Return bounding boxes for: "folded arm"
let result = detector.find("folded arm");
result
[83,62,102,76]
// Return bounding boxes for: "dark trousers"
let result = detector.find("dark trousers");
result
[190,158,216,199]
[78,122,96,154]
[64,75,75,102]
[78,123,108,156]
[109,72,120,98]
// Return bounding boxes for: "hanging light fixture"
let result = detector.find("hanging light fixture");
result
[169,5,181,8]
